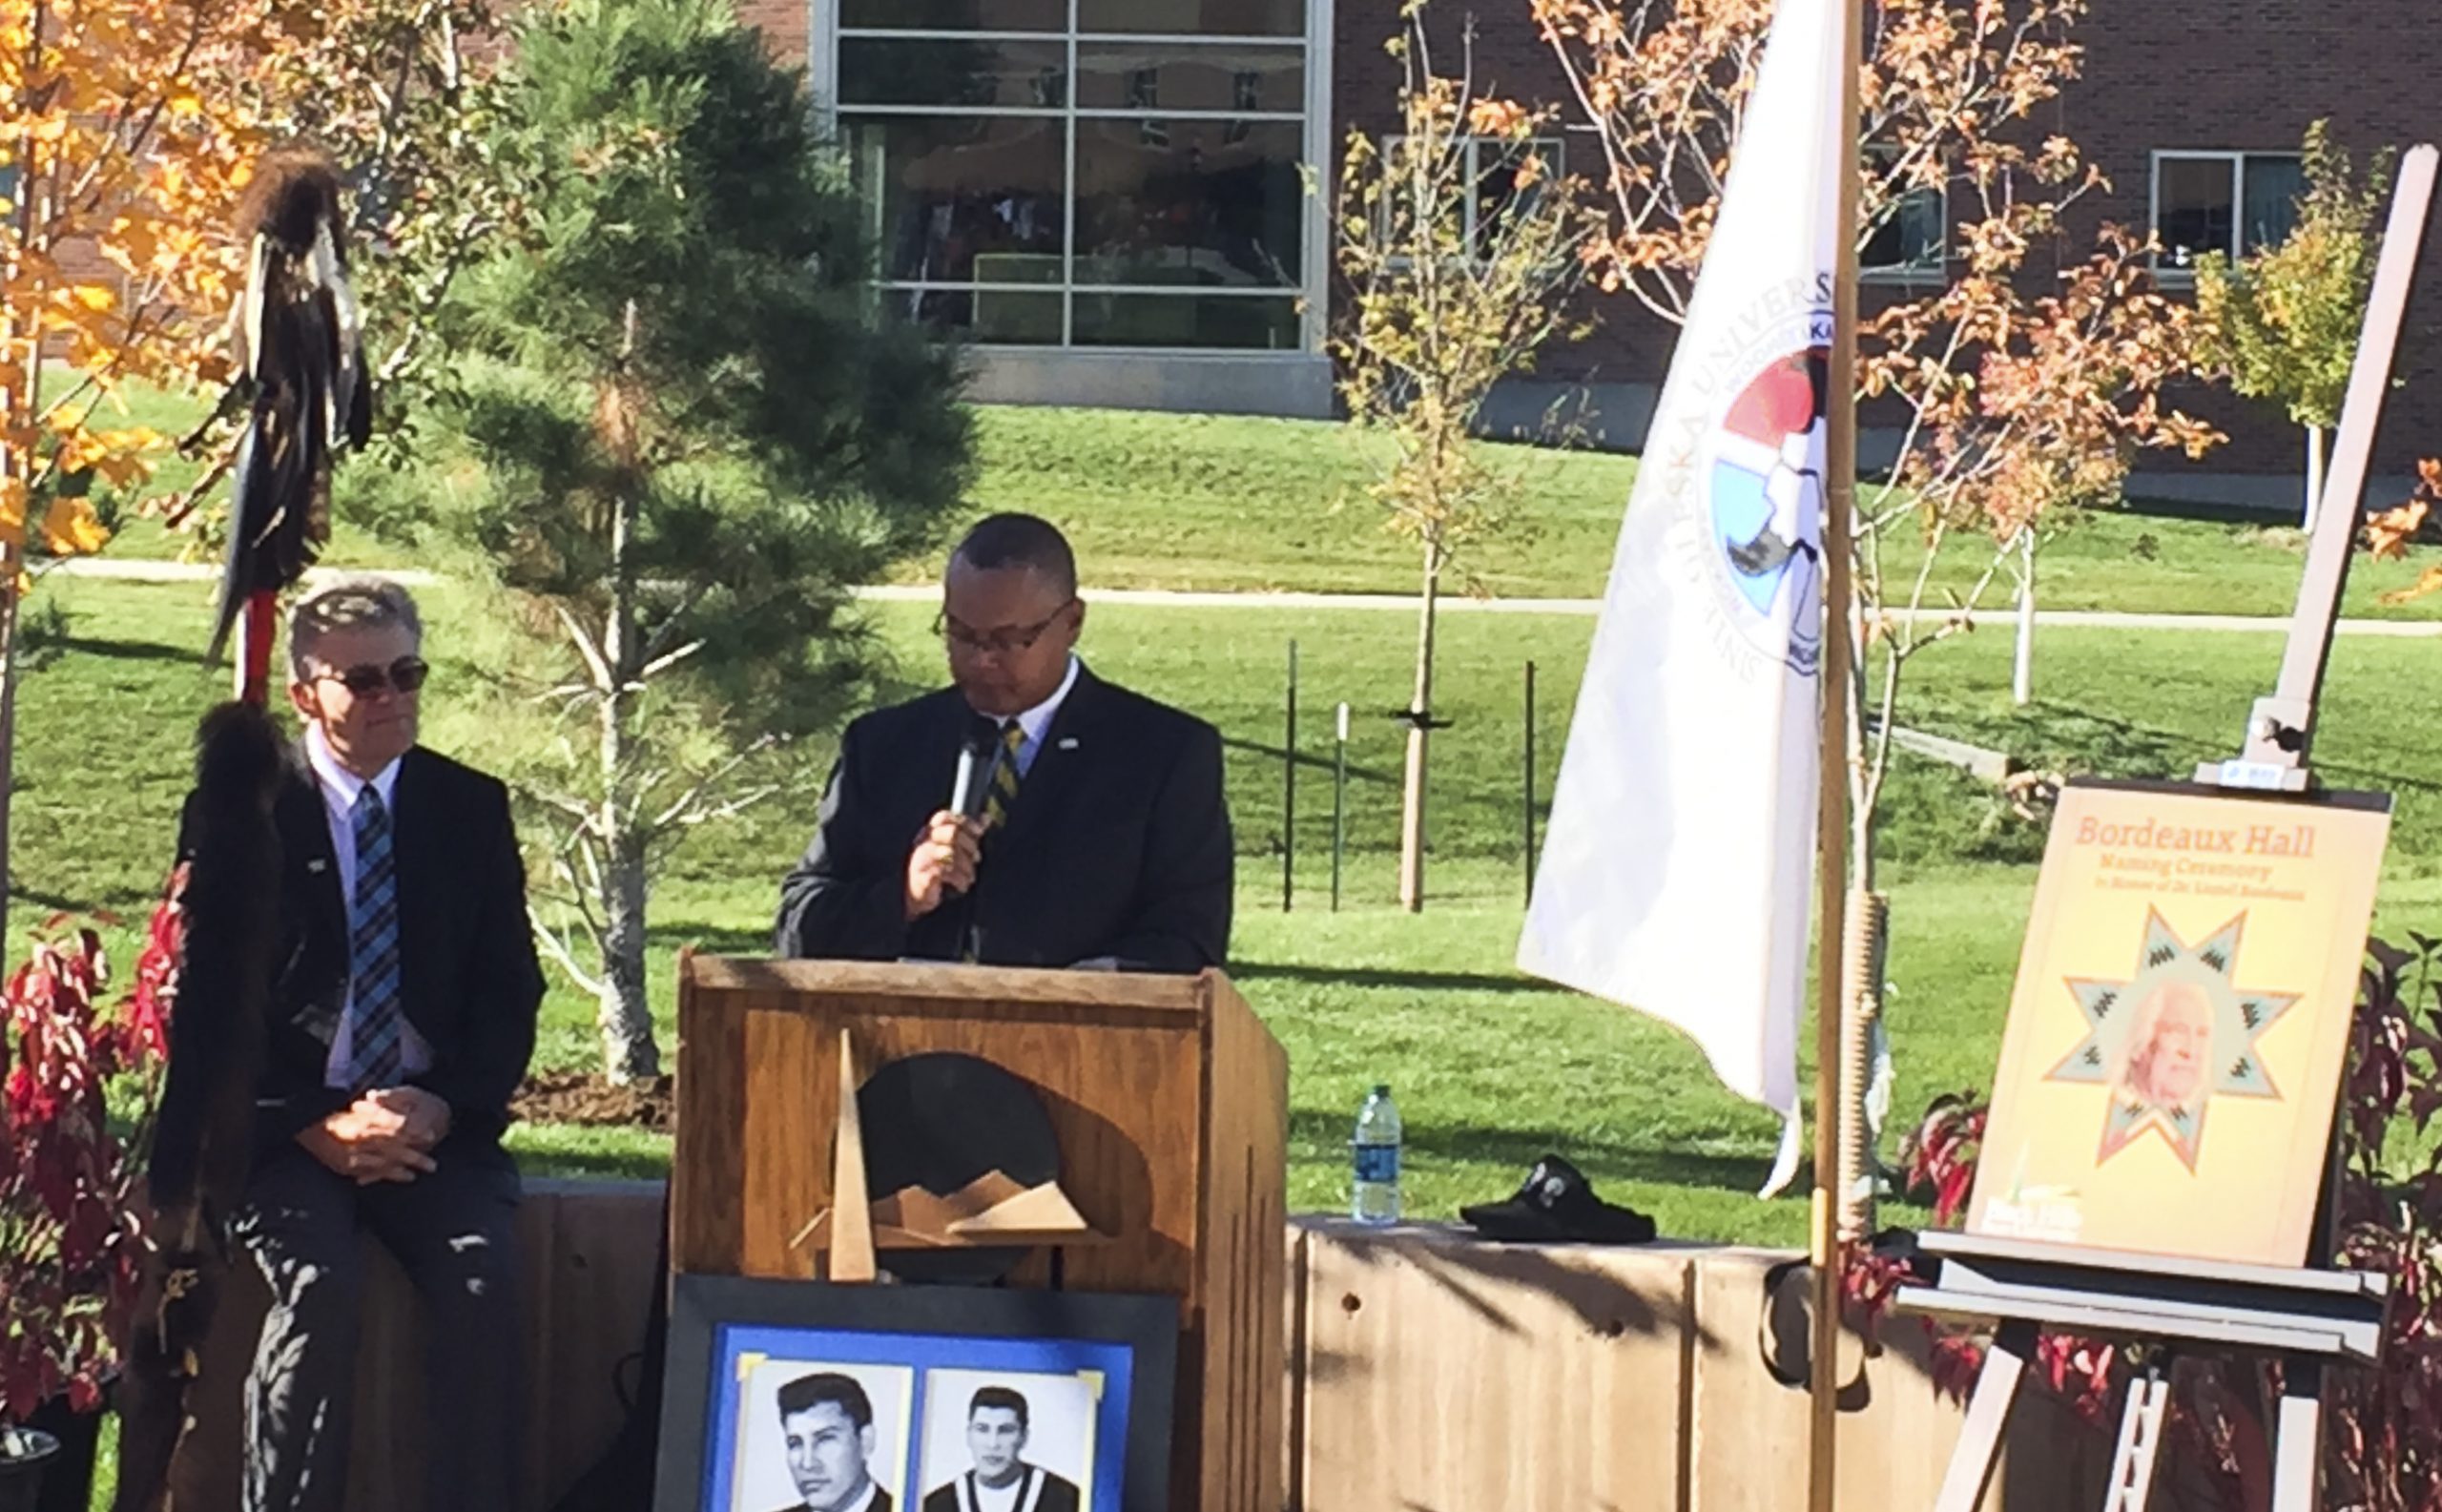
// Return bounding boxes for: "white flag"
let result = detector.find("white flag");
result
[1517,0,1843,1197]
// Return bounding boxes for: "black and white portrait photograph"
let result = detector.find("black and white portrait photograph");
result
[659,1280,1176,1512]
[730,1358,915,1512]
[916,1370,1100,1512]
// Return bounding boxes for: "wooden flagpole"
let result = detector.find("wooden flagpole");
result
[1807,0,1866,1504]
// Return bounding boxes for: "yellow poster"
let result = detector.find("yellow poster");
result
[1966,781,2390,1268]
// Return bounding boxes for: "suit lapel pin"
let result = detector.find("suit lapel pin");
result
[1057,736,1081,751]
[307,858,328,874]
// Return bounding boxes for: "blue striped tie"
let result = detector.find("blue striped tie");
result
[344,785,405,1092]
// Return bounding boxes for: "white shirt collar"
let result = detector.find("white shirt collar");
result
[1007,654,1081,750]
[834,1479,880,1512]
[304,722,404,812]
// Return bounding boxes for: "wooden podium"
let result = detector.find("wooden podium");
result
[671,957,1288,1512]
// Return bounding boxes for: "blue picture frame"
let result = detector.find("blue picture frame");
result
[653,1275,1178,1512]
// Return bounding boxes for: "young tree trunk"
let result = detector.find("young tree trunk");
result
[1848,607,1878,899]
[595,820,654,1084]
[2303,424,2326,531]
[594,465,659,1084]
[2012,530,2036,707]
[0,578,21,948]
[1398,542,1439,914]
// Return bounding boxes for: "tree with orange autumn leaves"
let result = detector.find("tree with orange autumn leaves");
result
[1532,0,2218,883]
[2365,460,2442,605]
[0,0,282,941]
[1530,0,2221,1194]
[0,0,501,934]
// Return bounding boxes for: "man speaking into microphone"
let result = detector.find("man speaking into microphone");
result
[776,513,1231,971]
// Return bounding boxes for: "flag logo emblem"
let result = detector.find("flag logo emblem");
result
[1703,343,1830,676]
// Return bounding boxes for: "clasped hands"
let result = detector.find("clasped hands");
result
[298,1086,452,1185]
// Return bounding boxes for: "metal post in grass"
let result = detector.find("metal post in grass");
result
[1333,701,1350,912]
[1284,639,1298,912]
[1522,661,1538,905]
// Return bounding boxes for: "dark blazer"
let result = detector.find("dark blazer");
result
[776,666,1231,972]
[171,742,545,1164]
[921,1469,1078,1512]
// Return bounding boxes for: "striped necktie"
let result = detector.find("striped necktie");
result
[343,784,406,1092]
[983,719,1025,830]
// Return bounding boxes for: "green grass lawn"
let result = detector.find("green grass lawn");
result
[24,575,2440,1249]
[954,407,2442,617]
[72,378,2442,615]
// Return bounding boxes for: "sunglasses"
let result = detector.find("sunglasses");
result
[313,655,431,697]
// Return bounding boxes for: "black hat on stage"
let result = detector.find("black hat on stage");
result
[1459,1153,1658,1245]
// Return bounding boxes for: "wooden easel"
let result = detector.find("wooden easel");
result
[1909,142,2438,1512]
[1902,1233,2388,1512]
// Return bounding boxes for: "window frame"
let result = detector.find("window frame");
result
[817,4,1335,357]
[1858,145,1947,288]
[2148,149,2307,282]
[1371,133,1569,268]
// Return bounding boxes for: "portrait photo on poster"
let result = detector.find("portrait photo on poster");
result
[917,1369,1099,1512]
[729,1357,915,1512]
[1966,778,2393,1268]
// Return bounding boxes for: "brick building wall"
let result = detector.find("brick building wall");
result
[734,0,809,78]
[773,0,2439,499]
[1330,0,1670,401]
[2057,0,2441,502]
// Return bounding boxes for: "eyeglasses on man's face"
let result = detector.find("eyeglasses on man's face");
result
[934,601,1075,658]
[313,655,431,697]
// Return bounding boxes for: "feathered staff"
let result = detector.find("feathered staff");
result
[114,147,375,1512]
[202,148,373,702]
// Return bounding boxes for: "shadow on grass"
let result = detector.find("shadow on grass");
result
[652,922,774,957]
[513,1140,673,1182]
[1290,1108,1773,1200]
[1223,733,1399,783]
[2000,704,2442,801]
[43,634,205,666]
[1235,960,1566,996]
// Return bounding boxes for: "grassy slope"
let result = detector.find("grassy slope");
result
[78,382,2442,614]
[30,576,2440,1245]
[955,406,2442,615]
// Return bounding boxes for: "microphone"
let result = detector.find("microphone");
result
[949,715,999,823]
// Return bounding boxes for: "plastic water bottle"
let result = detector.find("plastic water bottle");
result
[1351,1084,1402,1225]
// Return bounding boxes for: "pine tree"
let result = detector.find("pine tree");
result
[435,0,971,1080]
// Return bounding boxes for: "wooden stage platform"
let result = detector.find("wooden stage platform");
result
[174,1183,2120,1510]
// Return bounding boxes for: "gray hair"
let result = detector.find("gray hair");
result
[288,577,424,679]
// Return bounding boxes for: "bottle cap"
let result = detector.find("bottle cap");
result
[1372,1083,1392,1097]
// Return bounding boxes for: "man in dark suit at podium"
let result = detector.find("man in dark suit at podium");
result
[920,1387,1081,1512]
[776,512,1231,971]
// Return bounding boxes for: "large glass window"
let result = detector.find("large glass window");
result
[835,3,1315,350]
[2152,152,2306,275]
[1861,145,1945,284]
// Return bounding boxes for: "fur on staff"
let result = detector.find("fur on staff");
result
[113,702,287,1512]
[206,146,375,673]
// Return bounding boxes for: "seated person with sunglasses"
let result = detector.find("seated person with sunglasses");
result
[171,578,545,1512]
[777,512,1231,972]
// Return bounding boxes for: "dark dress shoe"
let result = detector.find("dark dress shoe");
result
[1459,1154,1658,1244]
